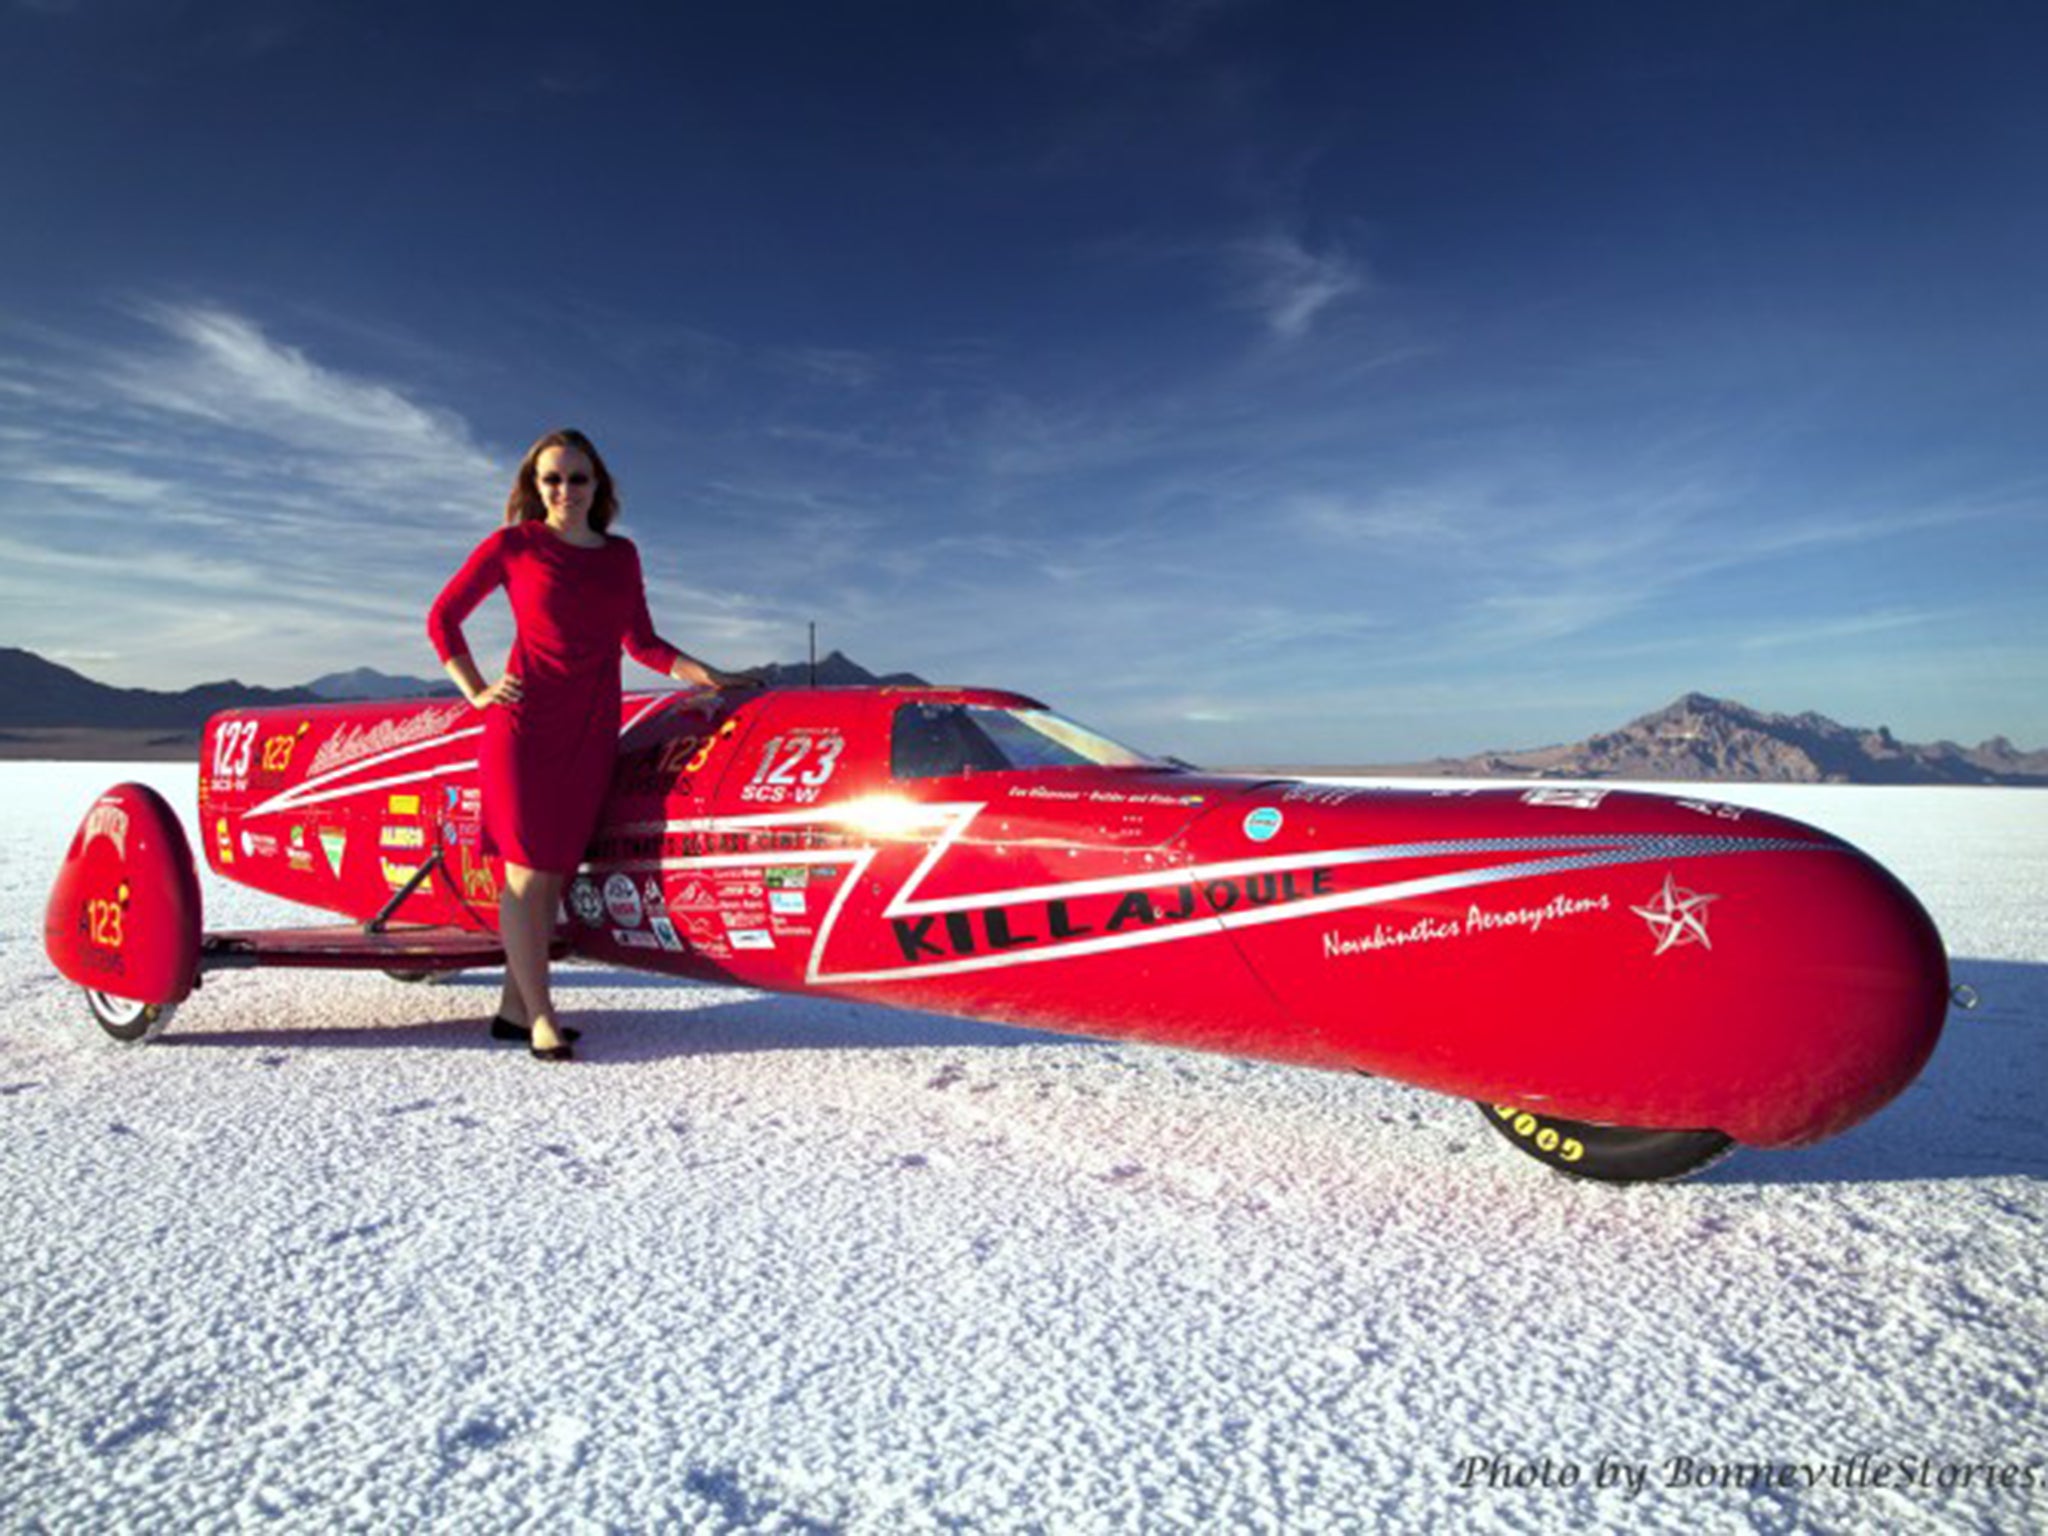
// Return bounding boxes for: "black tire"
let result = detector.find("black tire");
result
[383,969,460,985]
[1479,1101,1735,1184]
[86,990,176,1045]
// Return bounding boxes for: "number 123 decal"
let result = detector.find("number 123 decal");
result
[740,733,845,804]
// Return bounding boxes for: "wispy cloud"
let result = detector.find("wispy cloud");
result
[1287,491,1471,547]
[0,303,504,685]
[104,301,497,514]
[773,346,888,391]
[1734,608,1938,653]
[1227,231,1366,340]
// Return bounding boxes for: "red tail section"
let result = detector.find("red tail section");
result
[44,783,203,1007]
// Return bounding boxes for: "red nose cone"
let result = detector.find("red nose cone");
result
[1186,787,1948,1147]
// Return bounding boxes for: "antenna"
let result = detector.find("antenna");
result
[808,621,817,687]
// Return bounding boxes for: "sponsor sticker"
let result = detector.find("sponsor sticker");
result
[387,793,422,816]
[85,802,131,859]
[318,828,346,877]
[381,858,421,889]
[649,915,684,952]
[1632,874,1718,956]
[240,829,279,859]
[1677,799,1747,822]
[463,861,498,902]
[569,878,606,927]
[380,825,427,849]
[613,929,661,951]
[769,890,807,916]
[764,866,810,890]
[1521,787,1609,810]
[604,872,644,928]
[728,929,775,951]
[1242,807,1284,842]
[1281,784,1364,808]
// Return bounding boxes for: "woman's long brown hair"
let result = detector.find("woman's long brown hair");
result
[503,427,622,532]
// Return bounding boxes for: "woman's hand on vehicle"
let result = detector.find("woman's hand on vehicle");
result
[709,665,770,691]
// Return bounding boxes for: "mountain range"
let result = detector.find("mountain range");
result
[1,648,2041,782]
[0,646,925,759]
[1360,692,2048,787]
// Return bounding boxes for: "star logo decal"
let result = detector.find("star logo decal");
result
[1632,873,1718,955]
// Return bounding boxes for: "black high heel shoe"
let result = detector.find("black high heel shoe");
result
[490,1016,582,1044]
[529,1036,575,1063]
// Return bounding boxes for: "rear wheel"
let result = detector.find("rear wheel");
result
[1479,1101,1734,1184]
[86,990,177,1044]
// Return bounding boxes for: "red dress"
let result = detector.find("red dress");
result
[427,521,684,873]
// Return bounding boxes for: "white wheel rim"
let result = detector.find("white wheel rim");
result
[88,991,149,1027]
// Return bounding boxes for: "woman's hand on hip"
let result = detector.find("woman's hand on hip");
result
[473,672,522,709]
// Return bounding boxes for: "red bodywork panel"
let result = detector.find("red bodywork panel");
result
[45,782,203,1006]
[51,686,1950,1147]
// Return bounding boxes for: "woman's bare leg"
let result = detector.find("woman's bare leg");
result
[496,968,526,1026]
[499,864,568,1052]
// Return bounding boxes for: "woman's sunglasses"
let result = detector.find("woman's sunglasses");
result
[539,473,592,487]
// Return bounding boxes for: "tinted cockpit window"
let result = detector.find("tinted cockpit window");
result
[891,704,1159,779]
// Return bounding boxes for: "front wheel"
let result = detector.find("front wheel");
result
[86,990,177,1045]
[1479,1101,1734,1184]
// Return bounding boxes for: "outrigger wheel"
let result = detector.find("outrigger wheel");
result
[85,991,178,1044]
[1478,1102,1735,1184]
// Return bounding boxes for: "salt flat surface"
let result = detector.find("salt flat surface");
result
[2,764,2042,1533]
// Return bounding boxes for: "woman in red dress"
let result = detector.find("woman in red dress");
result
[428,428,750,1060]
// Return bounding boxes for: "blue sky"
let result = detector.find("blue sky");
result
[3,1,2044,763]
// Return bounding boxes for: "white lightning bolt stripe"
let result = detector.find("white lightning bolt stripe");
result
[243,705,671,822]
[1215,842,1787,939]
[594,801,1819,910]
[244,728,484,819]
[798,835,1830,985]
[576,800,1837,985]
[879,829,1820,919]
[619,694,674,735]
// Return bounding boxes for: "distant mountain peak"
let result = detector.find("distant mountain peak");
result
[305,667,457,701]
[1454,693,2048,786]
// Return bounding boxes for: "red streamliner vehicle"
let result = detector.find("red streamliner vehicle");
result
[45,684,1952,1182]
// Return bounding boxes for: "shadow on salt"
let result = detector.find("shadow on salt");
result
[164,967,1079,1060]
[159,956,2044,1186]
